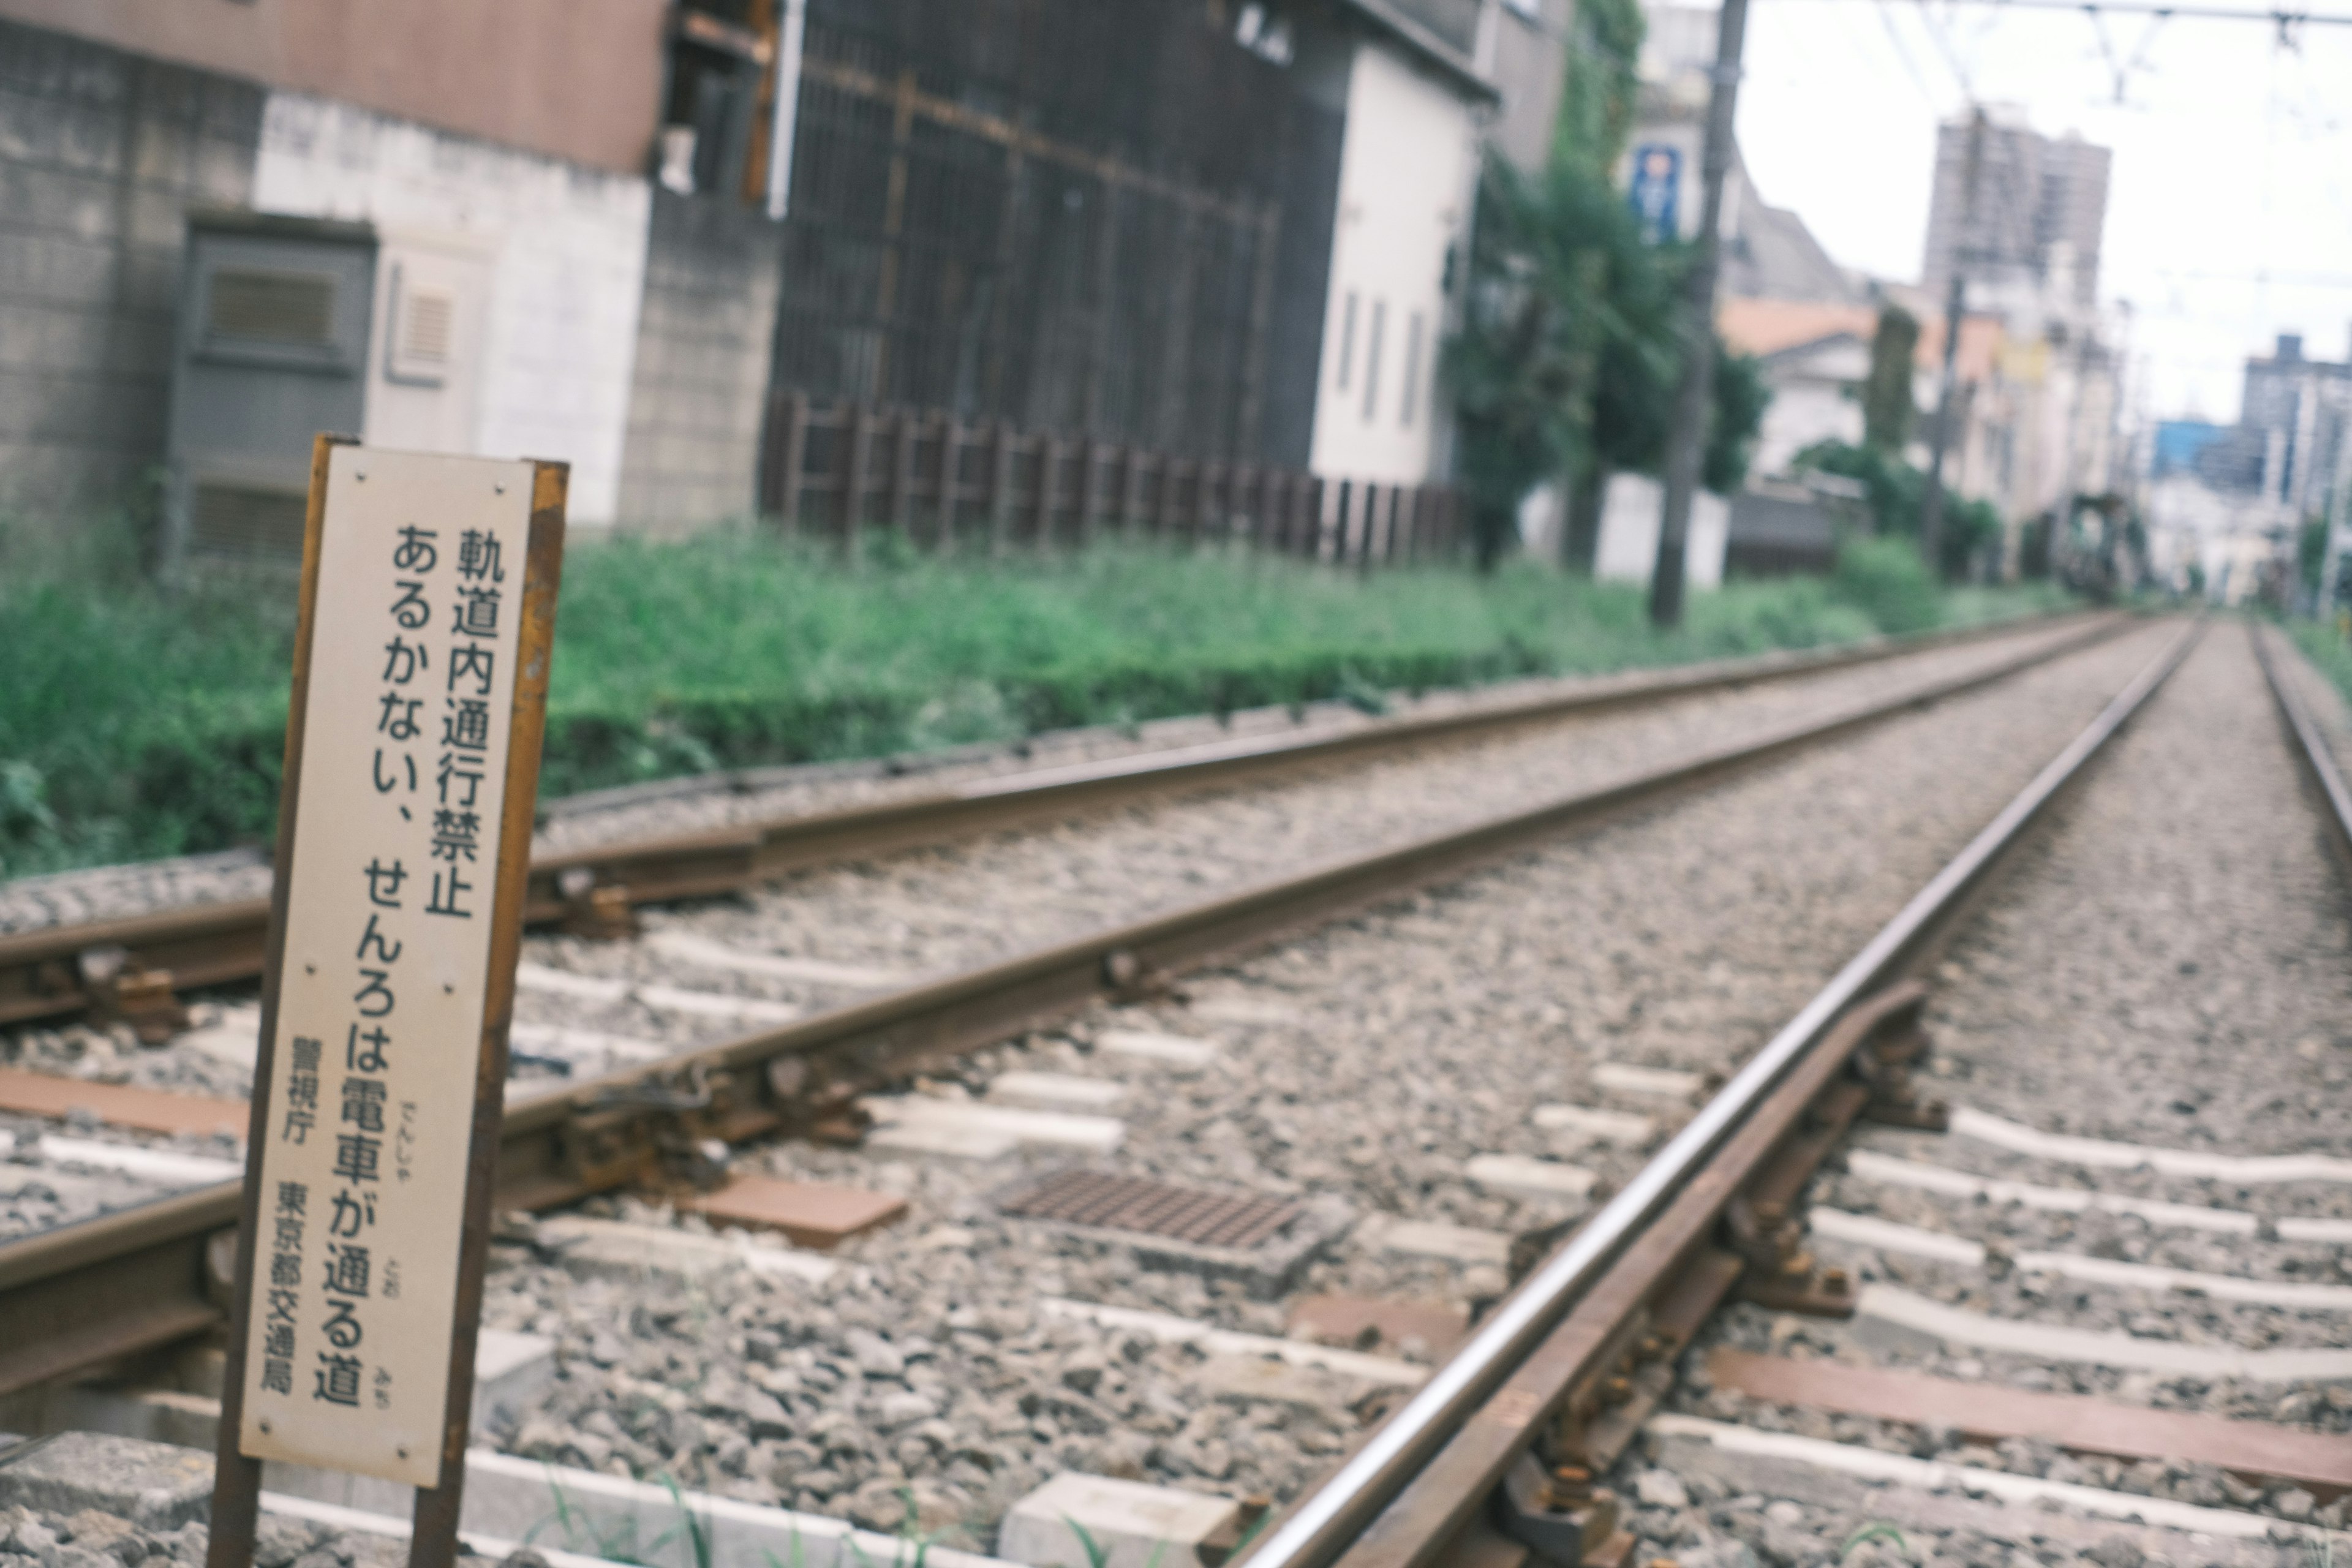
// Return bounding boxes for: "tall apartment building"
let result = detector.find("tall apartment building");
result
[1921,113,2110,313]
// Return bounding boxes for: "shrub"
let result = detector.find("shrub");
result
[1831,535,1942,635]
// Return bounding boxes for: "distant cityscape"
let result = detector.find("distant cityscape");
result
[0,0,2334,598]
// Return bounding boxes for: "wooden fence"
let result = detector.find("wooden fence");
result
[756,394,1464,567]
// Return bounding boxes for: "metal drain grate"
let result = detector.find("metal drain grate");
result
[998,1169,1303,1251]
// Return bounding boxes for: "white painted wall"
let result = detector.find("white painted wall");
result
[1308,43,1479,483]
[1595,472,1727,588]
[251,93,652,526]
[1752,338,1868,479]
[363,229,493,459]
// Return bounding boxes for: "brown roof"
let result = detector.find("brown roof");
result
[1717,296,2004,382]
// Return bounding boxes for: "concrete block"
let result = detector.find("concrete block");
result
[1197,1355,1349,1409]
[1183,997,1300,1026]
[0,1430,213,1529]
[536,1215,840,1286]
[859,1096,1125,1154]
[1036,1299,1423,1387]
[1464,1154,1596,1203]
[1094,1030,1218,1071]
[1357,1215,1512,1265]
[987,1071,1127,1112]
[37,1134,243,1187]
[1531,1103,1655,1146]
[17,1387,221,1452]
[998,1472,1238,1568]
[1285,1295,1466,1359]
[472,1328,556,1431]
[1592,1063,1703,1099]
[864,1119,1020,1160]
[644,931,903,989]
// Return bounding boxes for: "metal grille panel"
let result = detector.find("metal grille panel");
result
[189,483,307,557]
[999,1168,1302,1251]
[206,268,336,345]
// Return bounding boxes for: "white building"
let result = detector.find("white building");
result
[1306,39,1483,483]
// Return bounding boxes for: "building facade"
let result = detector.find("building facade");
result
[1,0,1545,554]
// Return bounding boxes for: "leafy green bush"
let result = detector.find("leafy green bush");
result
[1831,535,1942,635]
[1,523,2070,878]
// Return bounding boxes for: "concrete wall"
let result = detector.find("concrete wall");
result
[1307,42,1478,483]
[0,17,261,520]
[615,190,786,530]
[1595,472,1728,589]
[0,0,666,175]
[251,93,652,526]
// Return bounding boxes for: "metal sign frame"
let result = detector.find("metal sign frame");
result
[208,433,567,1568]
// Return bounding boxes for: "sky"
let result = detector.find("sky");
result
[1732,0,2352,423]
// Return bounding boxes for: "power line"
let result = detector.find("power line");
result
[2144,267,2352,285]
[1767,0,2352,23]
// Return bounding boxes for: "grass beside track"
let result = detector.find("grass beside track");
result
[2290,619,2352,712]
[0,523,2068,878]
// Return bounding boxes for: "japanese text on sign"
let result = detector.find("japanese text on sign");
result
[240,448,533,1488]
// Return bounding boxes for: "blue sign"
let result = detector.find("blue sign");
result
[1628,143,1681,245]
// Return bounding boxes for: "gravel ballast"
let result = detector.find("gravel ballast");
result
[453,624,2179,1548]
[1661,624,2352,1556]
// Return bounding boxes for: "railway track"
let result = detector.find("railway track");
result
[0,611,2143,1400]
[1254,617,2348,1568]
[0,609,2100,1036]
[6,613,2342,1568]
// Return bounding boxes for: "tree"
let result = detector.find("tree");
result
[1861,305,1918,455]
[1553,0,1646,178]
[1795,436,1998,577]
[1705,342,1768,494]
[1446,154,1770,571]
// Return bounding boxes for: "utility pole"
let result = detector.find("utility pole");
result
[1646,0,1751,628]
[2320,409,2352,619]
[1920,108,1986,576]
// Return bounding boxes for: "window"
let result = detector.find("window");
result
[1360,299,1386,422]
[1399,311,1425,428]
[1334,292,1359,390]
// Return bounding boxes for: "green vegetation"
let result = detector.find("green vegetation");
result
[1446,154,1768,568]
[1793,437,2005,580]
[1447,0,1770,577]
[1861,306,1920,456]
[0,521,2070,880]
[2290,620,2352,706]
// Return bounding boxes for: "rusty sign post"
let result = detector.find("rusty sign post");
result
[208,435,566,1568]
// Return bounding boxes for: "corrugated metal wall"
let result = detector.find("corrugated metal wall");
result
[771,0,1344,467]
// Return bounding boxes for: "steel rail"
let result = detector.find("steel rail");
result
[0,612,2138,1396]
[1239,617,2204,1568]
[0,609,2105,1030]
[2252,622,2352,872]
